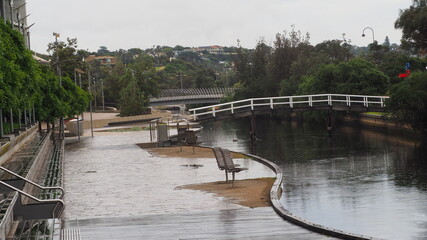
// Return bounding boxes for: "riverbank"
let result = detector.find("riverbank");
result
[339,113,427,138]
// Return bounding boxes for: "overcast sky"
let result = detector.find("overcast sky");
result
[27,0,411,54]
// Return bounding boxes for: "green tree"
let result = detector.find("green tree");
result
[387,71,427,131]
[395,0,427,53]
[314,39,352,62]
[299,58,389,95]
[36,66,90,123]
[47,37,86,80]
[0,21,27,110]
[103,61,127,106]
[376,52,426,86]
[270,27,311,95]
[97,46,111,56]
[0,20,41,132]
[128,54,160,97]
[383,36,391,48]
[233,41,273,99]
[119,76,148,116]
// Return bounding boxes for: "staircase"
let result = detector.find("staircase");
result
[0,129,65,240]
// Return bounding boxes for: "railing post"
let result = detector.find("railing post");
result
[251,99,254,110]
[212,107,216,118]
[364,97,368,107]
[328,95,332,106]
[309,96,313,107]
[193,111,197,121]
[289,97,293,108]
[346,96,350,106]
[381,97,384,107]
[231,103,234,114]
[270,98,274,109]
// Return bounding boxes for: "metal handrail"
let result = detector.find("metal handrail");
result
[189,94,390,120]
[0,180,65,218]
[0,166,64,198]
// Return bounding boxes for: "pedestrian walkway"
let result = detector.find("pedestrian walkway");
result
[63,131,337,239]
[64,208,326,240]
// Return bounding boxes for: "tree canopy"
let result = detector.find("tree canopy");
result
[0,21,90,126]
[298,58,389,95]
[395,0,427,53]
[0,21,40,111]
[387,72,427,130]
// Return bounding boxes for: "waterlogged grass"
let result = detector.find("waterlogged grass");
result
[106,126,150,132]
[364,112,394,119]
[366,112,385,116]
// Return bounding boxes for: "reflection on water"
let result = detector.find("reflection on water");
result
[199,118,427,240]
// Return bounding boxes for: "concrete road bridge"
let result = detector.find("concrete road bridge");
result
[149,88,236,106]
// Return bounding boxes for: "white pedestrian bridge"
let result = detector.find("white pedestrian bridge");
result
[189,94,389,121]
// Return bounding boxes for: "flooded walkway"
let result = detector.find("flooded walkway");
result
[63,131,336,239]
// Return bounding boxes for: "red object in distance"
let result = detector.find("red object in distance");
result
[399,70,411,78]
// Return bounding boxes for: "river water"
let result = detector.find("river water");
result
[198,118,427,240]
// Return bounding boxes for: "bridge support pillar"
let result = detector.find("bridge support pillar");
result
[250,113,257,154]
[327,109,336,134]
[179,104,186,115]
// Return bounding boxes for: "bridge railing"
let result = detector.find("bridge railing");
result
[189,94,389,120]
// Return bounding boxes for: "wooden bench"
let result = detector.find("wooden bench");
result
[212,147,248,187]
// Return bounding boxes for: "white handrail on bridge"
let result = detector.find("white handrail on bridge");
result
[189,94,389,121]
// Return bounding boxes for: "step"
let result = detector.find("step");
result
[61,228,81,240]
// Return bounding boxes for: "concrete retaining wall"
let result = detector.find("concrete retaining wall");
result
[0,125,39,166]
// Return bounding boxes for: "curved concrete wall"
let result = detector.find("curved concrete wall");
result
[241,152,383,240]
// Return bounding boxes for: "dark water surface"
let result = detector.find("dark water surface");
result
[199,118,427,240]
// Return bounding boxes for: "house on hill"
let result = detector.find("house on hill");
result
[84,55,117,67]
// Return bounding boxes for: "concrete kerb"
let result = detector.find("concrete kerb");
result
[191,144,381,240]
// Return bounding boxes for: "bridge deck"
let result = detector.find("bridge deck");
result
[64,208,336,240]
[189,94,389,121]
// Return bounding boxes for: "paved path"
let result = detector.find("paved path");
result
[65,208,331,240]
[63,131,337,239]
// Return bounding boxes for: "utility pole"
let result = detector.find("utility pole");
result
[0,0,6,23]
[8,0,13,27]
[101,80,105,111]
[88,68,94,138]
[93,77,97,112]
[53,32,64,139]
[53,32,61,85]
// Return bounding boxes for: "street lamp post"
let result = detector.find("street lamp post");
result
[53,32,61,85]
[362,27,375,44]
[87,68,94,138]
[101,80,105,111]
[52,32,64,139]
